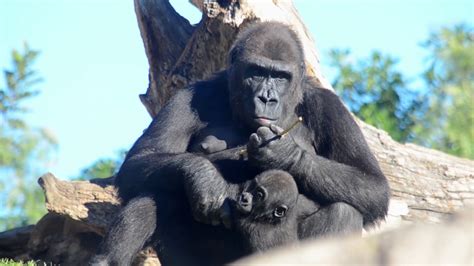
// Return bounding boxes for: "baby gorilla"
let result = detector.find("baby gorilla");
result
[233,170,319,252]
[191,129,320,252]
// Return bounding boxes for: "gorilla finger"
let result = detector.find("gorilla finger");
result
[193,211,207,224]
[210,208,222,226]
[194,200,212,224]
[249,133,261,147]
[270,124,285,135]
[206,195,224,226]
[220,200,232,229]
[256,126,275,140]
[221,213,231,229]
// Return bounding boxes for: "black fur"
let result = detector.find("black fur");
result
[91,22,390,266]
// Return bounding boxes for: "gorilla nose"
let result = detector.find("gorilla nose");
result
[237,192,253,213]
[258,95,278,105]
[240,192,252,204]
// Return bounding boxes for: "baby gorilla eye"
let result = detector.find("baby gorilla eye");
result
[273,205,288,218]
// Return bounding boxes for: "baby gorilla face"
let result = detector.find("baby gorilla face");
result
[236,170,298,224]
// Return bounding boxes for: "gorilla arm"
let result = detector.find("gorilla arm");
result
[115,89,230,225]
[247,89,390,226]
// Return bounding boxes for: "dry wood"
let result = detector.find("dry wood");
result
[135,0,195,115]
[38,173,120,231]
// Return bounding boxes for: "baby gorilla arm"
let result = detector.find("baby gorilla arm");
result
[295,194,320,219]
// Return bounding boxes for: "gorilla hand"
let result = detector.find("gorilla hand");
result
[182,157,230,226]
[247,125,301,170]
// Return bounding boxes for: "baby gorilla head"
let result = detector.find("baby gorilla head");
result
[236,170,298,221]
[234,170,299,252]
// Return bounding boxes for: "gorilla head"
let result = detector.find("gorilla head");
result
[234,170,299,251]
[227,22,306,132]
[236,170,298,221]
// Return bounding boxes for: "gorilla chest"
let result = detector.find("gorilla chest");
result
[188,126,257,183]
[189,125,248,154]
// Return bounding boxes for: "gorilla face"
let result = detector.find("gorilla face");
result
[235,170,298,224]
[240,63,293,129]
[228,23,305,132]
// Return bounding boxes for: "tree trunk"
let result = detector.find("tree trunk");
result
[1,0,472,264]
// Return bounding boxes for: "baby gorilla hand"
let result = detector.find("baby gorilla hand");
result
[183,157,230,226]
[247,125,300,170]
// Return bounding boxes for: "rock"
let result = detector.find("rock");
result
[233,207,474,265]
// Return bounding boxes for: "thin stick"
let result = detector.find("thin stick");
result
[278,116,303,137]
[238,116,303,155]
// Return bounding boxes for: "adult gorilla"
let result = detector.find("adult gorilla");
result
[92,22,390,265]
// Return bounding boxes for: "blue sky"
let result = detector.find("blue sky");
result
[1,0,473,179]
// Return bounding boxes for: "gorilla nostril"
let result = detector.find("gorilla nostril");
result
[239,192,252,205]
[258,96,278,105]
[258,96,268,103]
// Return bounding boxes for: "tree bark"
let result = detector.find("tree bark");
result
[135,0,195,116]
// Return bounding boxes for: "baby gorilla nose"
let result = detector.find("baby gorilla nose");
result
[237,192,253,214]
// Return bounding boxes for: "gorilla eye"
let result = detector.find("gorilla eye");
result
[273,205,288,218]
[254,67,267,78]
[255,187,266,201]
[245,65,267,79]
[272,71,291,81]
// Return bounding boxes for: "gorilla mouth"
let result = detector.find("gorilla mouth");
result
[254,117,277,126]
[236,202,252,215]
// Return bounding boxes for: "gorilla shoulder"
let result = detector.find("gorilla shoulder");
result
[187,71,233,122]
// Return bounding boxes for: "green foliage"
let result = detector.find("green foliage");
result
[418,24,474,158]
[75,150,126,180]
[0,44,57,231]
[328,24,473,159]
[0,259,37,266]
[329,49,420,142]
